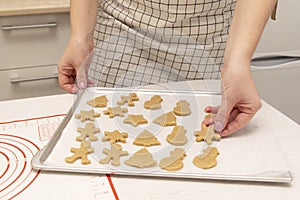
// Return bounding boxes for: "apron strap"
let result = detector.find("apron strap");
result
[271,0,278,20]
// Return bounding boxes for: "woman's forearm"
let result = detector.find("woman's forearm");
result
[70,0,98,39]
[223,0,277,68]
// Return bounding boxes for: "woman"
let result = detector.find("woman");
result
[58,0,278,136]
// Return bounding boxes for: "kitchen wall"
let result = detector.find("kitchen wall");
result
[251,0,300,124]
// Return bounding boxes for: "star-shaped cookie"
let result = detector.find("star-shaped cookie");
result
[123,114,148,127]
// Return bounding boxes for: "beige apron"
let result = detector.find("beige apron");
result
[89,0,237,87]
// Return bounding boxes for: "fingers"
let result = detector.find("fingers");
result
[204,106,219,114]
[226,108,240,126]
[203,106,240,127]
[76,66,88,89]
[59,71,94,94]
[58,38,95,93]
[75,50,94,89]
[203,106,219,125]
[58,74,78,94]
[221,112,253,137]
[213,97,233,133]
[202,115,214,126]
[87,79,95,87]
[203,106,256,137]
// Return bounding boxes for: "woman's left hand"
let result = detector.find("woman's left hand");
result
[203,65,262,137]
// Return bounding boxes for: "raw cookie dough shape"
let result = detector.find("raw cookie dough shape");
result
[123,114,148,127]
[166,126,188,146]
[75,109,101,122]
[194,123,207,142]
[87,95,108,108]
[173,100,191,116]
[124,148,157,168]
[76,123,100,142]
[103,106,128,118]
[205,125,221,145]
[153,111,176,127]
[99,143,128,166]
[133,130,161,147]
[144,95,163,110]
[203,113,214,122]
[193,146,220,169]
[159,148,186,171]
[102,130,128,144]
[194,124,221,145]
[117,93,139,106]
[65,141,94,165]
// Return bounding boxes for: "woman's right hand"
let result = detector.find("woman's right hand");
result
[58,34,94,93]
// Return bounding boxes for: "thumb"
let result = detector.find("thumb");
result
[214,97,234,133]
[76,50,94,89]
[76,64,88,89]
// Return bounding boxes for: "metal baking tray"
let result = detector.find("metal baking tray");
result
[32,86,293,183]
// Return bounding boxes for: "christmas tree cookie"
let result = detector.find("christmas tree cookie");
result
[133,130,161,147]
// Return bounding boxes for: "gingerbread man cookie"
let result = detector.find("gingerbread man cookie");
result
[153,111,177,127]
[65,141,94,165]
[194,123,207,142]
[194,124,221,145]
[124,148,157,168]
[117,93,139,106]
[193,146,220,169]
[173,100,191,116]
[76,123,100,142]
[166,126,188,146]
[103,106,128,118]
[102,130,128,144]
[205,125,221,145]
[123,114,148,127]
[87,95,108,108]
[144,95,163,110]
[99,144,128,166]
[133,130,161,147]
[159,148,186,171]
[75,110,100,122]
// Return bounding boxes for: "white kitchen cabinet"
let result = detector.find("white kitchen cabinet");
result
[0,65,64,100]
[0,13,70,100]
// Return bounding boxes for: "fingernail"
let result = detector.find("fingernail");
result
[79,81,86,89]
[214,121,223,133]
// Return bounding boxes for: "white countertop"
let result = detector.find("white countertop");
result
[1,80,300,200]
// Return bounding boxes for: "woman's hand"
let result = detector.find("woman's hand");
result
[204,65,262,137]
[202,0,277,136]
[58,35,94,93]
